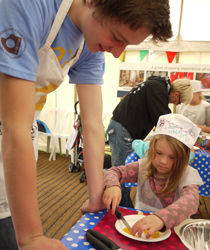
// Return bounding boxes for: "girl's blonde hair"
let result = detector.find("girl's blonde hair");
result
[172,78,192,104]
[141,134,190,194]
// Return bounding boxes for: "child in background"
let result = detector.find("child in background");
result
[177,80,210,148]
[103,114,203,238]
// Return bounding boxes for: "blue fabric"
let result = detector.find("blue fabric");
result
[0,0,104,84]
[36,119,51,133]
[61,210,107,249]
[190,149,210,196]
[189,151,195,163]
[132,139,150,158]
[0,217,18,250]
[106,120,133,166]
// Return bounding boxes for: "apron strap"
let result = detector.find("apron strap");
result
[63,39,85,74]
[45,0,73,47]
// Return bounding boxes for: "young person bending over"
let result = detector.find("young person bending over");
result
[0,0,172,249]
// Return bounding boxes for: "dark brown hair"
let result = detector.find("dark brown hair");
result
[88,0,172,42]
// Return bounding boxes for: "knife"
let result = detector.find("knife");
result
[114,207,131,231]
[86,229,122,250]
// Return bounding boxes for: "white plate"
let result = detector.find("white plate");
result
[115,214,171,242]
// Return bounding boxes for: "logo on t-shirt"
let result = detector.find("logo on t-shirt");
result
[0,28,26,58]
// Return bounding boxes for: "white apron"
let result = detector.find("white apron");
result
[0,0,84,218]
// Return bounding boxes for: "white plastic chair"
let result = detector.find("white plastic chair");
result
[38,108,73,160]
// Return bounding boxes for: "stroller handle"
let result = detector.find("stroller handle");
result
[74,101,80,115]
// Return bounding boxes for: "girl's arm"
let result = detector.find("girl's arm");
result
[130,184,199,238]
[154,184,200,229]
[104,162,139,188]
[103,162,139,213]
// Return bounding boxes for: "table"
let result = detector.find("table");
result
[125,149,210,197]
[61,207,187,250]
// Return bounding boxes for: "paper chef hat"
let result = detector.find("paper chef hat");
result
[154,113,201,148]
[190,80,203,93]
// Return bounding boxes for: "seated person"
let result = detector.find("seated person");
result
[200,73,210,89]
[107,76,193,207]
[103,114,203,238]
[177,80,210,147]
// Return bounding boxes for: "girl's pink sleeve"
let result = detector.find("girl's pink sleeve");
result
[104,162,139,188]
[154,184,200,229]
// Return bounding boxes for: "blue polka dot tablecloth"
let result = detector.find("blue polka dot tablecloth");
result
[125,151,140,165]
[61,209,106,249]
[191,149,210,197]
[61,207,186,250]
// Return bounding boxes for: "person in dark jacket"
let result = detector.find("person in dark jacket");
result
[106,76,192,207]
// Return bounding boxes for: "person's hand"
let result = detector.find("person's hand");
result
[20,235,67,250]
[196,124,204,130]
[130,214,164,238]
[80,199,105,214]
[103,186,121,214]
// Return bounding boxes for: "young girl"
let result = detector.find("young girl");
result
[103,113,203,238]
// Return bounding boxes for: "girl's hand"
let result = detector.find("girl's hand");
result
[103,186,121,214]
[80,199,105,214]
[130,214,164,238]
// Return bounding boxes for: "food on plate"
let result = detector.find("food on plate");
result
[143,230,160,238]
[123,227,160,238]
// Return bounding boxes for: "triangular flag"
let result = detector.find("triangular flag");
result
[119,51,125,62]
[166,51,177,63]
[140,50,149,61]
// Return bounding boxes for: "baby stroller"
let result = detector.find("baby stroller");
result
[68,101,84,174]
[68,101,83,176]
[68,101,112,182]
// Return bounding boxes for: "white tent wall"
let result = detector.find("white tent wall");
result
[38,54,119,153]
[38,0,210,153]
[102,50,210,117]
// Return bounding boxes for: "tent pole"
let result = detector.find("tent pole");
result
[177,0,184,42]
[174,0,184,113]
[176,0,184,64]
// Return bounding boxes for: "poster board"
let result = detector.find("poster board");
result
[117,63,210,98]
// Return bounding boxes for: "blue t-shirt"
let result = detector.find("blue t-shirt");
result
[0,0,105,84]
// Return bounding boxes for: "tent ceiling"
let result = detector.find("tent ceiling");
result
[127,0,210,51]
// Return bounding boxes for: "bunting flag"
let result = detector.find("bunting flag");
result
[140,50,149,61]
[166,51,177,63]
[119,51,125,62]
